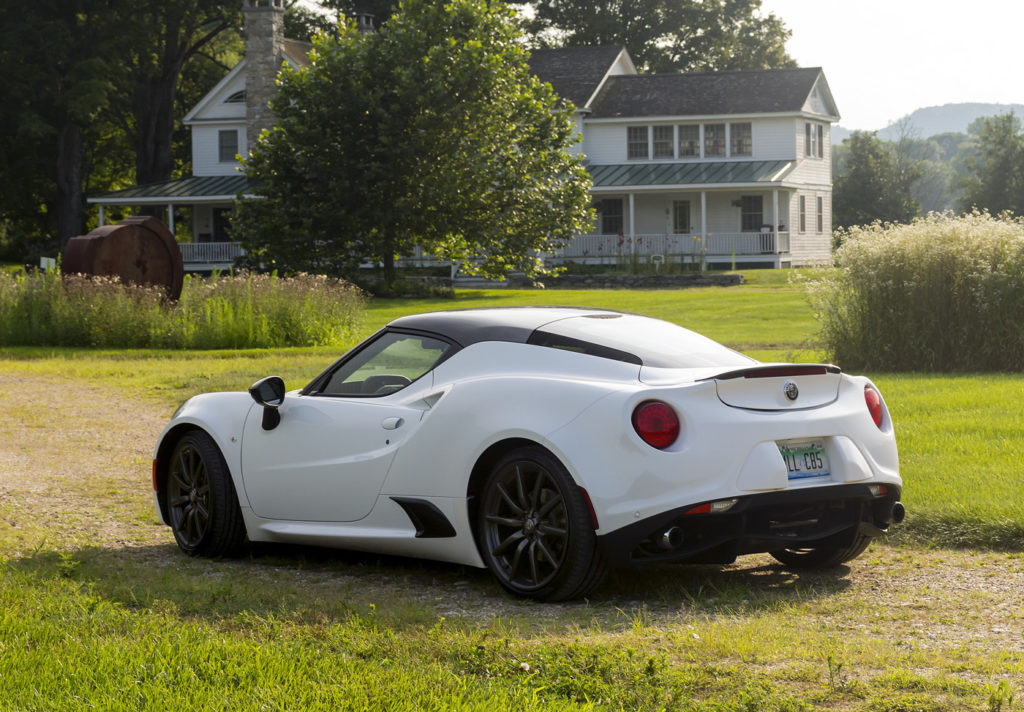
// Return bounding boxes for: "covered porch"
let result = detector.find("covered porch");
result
[567,159,798,268]
[87,175,252,272]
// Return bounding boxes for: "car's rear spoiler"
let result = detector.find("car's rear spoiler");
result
[702,364,842,381]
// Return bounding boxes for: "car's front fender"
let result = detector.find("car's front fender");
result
[153,392,258,512]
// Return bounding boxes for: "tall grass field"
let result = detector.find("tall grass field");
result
[0,270,364,349]
[813,212,1024,371]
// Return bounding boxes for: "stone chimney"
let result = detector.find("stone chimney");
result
[355,13,375,34]
[244,0,285,147]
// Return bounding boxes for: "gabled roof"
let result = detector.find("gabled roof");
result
[588,67,839,119]
[183,39,312,124]
[528,46,635,110]
[282,38,312,67]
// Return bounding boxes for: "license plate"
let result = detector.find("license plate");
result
[777,440,830,480]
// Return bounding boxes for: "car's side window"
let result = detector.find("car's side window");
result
[317,332,453,397]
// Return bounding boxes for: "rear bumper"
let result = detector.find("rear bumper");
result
[597,483,903,567]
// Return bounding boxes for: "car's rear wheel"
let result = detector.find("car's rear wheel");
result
[770,533,871,569]
[477,446,605,601]
[166,431,246,557]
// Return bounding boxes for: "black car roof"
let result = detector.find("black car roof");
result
[387,307,623,346]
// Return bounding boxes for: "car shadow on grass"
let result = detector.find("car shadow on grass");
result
[8,538,854,630]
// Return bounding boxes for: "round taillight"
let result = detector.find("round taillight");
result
[864,385,884,428]
[632,400,680,449]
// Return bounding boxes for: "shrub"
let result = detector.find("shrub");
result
[0,271,365,349]
[810,212,1024,371]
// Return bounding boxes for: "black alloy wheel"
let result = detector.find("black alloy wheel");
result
[477,446,605,601]
[166,431,246,557]
[168,439,211,550]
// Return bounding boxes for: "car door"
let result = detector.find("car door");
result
[240,331,454,522]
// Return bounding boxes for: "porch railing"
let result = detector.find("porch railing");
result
[179,242,246,264]
[557,232,789,260]
[178,233,788,270]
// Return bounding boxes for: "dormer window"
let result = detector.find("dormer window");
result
[225,90,246,104]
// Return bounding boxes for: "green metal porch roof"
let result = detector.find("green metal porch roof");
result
[588,160,795,188]
[87,175,256,204]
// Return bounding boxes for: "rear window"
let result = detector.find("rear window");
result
[530,313,754,369]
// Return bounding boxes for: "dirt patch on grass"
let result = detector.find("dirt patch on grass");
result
[0,372,169,551]
[1,370,1023,661]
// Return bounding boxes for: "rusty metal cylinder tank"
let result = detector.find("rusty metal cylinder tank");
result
[62,216,185,300]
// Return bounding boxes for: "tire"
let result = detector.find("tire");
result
[770,533,871,569]
[166,430,247,557]
[476,446,606,601]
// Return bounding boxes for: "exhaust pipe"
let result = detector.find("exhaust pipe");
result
[891,501,905,525]
[659,526,683,550]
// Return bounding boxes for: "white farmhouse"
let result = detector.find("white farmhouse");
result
[531,46,839,268]
[88,0,838,270]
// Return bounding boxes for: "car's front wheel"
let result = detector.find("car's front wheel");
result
[477,446,605,601]
[770,533,871,569]
[166,430,247,557]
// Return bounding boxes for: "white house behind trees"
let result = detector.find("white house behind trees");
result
[87,1,839,271]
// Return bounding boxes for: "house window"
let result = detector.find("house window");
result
[740,195,763,232]
[730,122,752,156]
[678,125,700,157]
[218,130,238,162]
[705,124,725,157]
[817,124,824,158]
[816,196,824,232]
[224,90,246,104]
[599,198,624,234]
[653,126,674,158]
[672,201,691,234]
[805,122,819,159]
[799,195,807,232]
[627,126,649,159]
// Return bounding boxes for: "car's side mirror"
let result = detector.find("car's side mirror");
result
[249,376,285,430]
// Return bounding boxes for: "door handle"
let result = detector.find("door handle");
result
[381,417,404,430]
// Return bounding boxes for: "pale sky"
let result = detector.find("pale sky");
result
[758,0,1024,130]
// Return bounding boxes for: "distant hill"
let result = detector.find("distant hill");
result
[833,103,1024,144]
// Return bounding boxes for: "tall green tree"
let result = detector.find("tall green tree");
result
[0,0,240,255]
[113,0,240,188]
[235,0,593,285]
[833,131,921,230]
[0,0,128,251]
[517,0,794,73]
[958,112,1024,215]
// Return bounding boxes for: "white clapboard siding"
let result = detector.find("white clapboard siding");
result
[191,124,248,177]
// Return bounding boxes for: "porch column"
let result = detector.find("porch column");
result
[700,191,707,239]
[628,192,635,238]
[773,189,779,253]
[167,204,175,234]
[98,205,105,226]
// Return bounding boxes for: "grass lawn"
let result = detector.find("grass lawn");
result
[1,271,1022,710]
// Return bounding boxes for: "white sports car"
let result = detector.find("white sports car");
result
[153,307,903,601]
